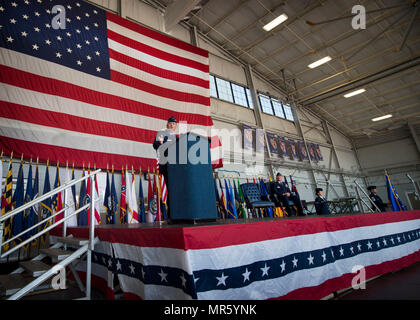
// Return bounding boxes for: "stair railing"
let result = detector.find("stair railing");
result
[0,169,101,300]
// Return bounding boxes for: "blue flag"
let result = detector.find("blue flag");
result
[103,170,111,224]
[29,165,40,246]
[214,179,222,219]
[12,161,25,244]
[40,165,52,243]
[78,169,88,226]
[23,163,35,245]
[226,179,237,219]
[109,170,118,225]
[385,172,406,212]
[139,172,146,223]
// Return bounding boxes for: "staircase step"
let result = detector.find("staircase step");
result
[19,260,51,277]
[40,248,73,261]
[55,236,89,247]
[0,274,55,297]
[0,274,33,297]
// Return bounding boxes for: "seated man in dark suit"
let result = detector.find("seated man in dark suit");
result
[271,173,303,216]
[314,188,330,215]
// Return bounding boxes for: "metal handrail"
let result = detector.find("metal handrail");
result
[1,168,101,300]
[1,203,89,258]
[354,181,381,213]
[0,169,101,223]
[1,204,70,250]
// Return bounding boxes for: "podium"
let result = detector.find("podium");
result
[166,132,218,223]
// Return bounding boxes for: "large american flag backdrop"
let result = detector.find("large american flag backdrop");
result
[52,211,420,299]
[0,0,222,169]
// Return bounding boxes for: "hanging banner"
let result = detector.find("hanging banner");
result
[298,141,309,161]
[287,139,298,160]
[266,132,279,157]
[256,129,265,154]
[242,124,254,151]
[277,136,288,158]
[314,144,323,161]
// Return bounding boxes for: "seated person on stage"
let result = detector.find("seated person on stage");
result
[271,172,303,216]
[367,186,387,212]
[314,188,330,215]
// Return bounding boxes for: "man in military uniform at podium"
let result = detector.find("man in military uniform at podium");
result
[314,188,330,215]
[367,186,387,212]
[271,173,303,216]
[153,116,178,220]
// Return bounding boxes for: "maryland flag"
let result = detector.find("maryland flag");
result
[1,159,13,252]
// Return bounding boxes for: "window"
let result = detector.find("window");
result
[209,75,218,98]
[231,83,248,107]
[246,88,254,109]
[259,94,274,115]
[215,77,233,103]
[209,74,255,109]
[272,99,285,118]
[283,103,294,121]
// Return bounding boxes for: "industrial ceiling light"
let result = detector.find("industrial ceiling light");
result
[372,114,393,122]
[343,88,366,98]
[308,56,332,69]
[263,14,288,31]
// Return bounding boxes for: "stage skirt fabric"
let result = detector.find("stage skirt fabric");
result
[50,211,420,300]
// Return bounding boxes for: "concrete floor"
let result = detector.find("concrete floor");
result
[337,261,420,300]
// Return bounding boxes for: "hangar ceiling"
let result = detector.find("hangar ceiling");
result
[144,0,420,139]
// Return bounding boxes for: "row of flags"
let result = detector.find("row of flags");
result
[213,175,301,219]
[0,157,168,252]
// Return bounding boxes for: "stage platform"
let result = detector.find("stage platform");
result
[50,211,420,300]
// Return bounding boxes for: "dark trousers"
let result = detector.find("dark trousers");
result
[159,164,171,220]
[278,194,303,216]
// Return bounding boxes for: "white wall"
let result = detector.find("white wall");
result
[355,134,420,209]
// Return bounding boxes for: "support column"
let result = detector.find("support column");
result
[190,25,199,46]
[289,79,317,190]
[408,122,420,156]
[244,64,275,178]
[322,120,350,197]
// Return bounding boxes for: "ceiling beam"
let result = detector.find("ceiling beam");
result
[163,0,200,32]
[203,0,250,36]
[313,68,420,110]
[342,101,420,125]
[298,53,420,106]
[339,92,420,119]
[349,109,420,132]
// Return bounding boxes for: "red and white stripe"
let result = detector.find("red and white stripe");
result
[0,11,222,169]
[126,169,139,224]
[160,174,167,204]
[87,171,101,226]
